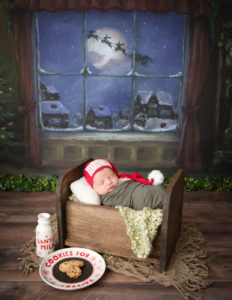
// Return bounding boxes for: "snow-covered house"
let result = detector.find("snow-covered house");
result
[156,91,174,119]
[40,82,59,101]
[87,105,113,129]
[134,90,174,119]
[42,101,69,128]
[134,91,159,117]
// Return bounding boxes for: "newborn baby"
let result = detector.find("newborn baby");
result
[84,159,165,210]
[91,167,129,195]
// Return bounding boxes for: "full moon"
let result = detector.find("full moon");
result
[86,27,127,70]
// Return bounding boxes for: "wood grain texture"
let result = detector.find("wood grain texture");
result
[160,169,184,272]
[65,200,161,264]
[56,161,184,271]
[56,158,92,249]
[0,189,232,299]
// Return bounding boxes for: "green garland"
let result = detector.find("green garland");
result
[0,174,231,192]
[1,0,15,38]
[164,175,232,192]
[0,174,57,192]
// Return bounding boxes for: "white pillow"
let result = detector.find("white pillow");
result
[70,176,100,205]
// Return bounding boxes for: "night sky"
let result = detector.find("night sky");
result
[37,10,185,131]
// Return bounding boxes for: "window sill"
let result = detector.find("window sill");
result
[40,131,180,143]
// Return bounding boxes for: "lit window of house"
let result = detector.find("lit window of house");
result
[36,10,185,132]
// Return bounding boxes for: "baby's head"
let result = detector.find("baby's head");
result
[84,159,119,195]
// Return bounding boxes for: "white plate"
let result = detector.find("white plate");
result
[39,247,106,290]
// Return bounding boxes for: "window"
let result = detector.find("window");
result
[36,10,185,132]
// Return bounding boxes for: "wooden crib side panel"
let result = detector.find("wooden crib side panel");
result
[65,201,131,257]
[65,201,160,264]
[159,169,184,272]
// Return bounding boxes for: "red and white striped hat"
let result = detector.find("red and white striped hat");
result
[84,158,164,187]
[84,159,119,187]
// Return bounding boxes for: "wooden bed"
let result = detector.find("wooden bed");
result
[56,159,184,272]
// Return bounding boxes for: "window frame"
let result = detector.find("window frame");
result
[32,10,189,137]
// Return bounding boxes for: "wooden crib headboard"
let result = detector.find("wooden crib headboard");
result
[56,158,93,249]
[56,159,184,272]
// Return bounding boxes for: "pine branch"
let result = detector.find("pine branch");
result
[0,112,15,121]
[0,130,16,139]
[0,56,24,163]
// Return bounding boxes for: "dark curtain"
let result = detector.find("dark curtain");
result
[175,16,210,171]
[11,0,211,168]
[11,0,211,15]
[14,11,40,166]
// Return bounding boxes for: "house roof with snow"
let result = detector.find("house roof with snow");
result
[156,91,173,106]
[92,105,112,117]
[42,101,69,115]
[136,91,156,104]
[46,85,59,94]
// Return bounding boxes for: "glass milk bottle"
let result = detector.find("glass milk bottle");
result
[36,213,54,257]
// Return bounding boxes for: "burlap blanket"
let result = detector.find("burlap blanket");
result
[17,214,211,300]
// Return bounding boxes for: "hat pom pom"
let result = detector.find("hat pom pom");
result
[147,170,164,186]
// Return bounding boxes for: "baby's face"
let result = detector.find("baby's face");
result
[93,168,119,195]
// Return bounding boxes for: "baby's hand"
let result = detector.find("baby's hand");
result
[119,177,131,183]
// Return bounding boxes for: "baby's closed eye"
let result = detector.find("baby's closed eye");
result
[97,180,104,186]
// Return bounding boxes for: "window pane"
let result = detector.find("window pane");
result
[135,12,185,76]
[39,75,83,129]
[134,77,181,131]
[36,10,185,133]
[37,11,83,73]
[86,9,133,75]
[86,77,131,130]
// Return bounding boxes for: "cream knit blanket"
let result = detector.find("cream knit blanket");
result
[117,206,163,259]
